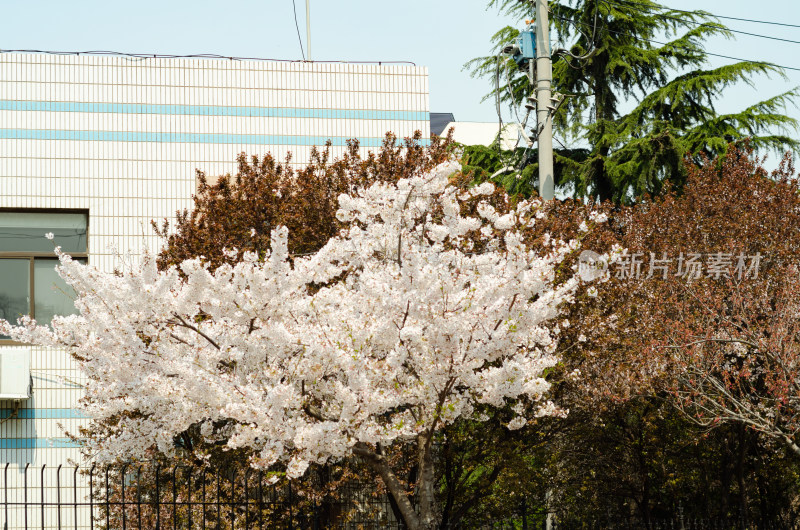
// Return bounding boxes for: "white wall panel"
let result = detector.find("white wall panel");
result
[0,53,430,490]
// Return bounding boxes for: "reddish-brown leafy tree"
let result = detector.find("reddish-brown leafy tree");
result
[154,132,454,270]
[645,151,800,454]
[537,145,800,524]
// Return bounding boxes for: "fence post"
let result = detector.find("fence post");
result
[229,468,236,529]
[216,466,221,527]
[136,466,142,530]
[121,463,127,530]
[73,465,78,530]
[3,463,8,530]
[56,464,62,530]
[104,467,109,530]
[201,468,207,529]
[678,501,685,530]
[288,481,294,530]
[171,465,178,530]
[89,464,95,530]
[258,471,264,530]
[244,469,250,529]
[186,467,192,529]
[154,463,160,530]
[24,462,29,530]
[40,464,46,530]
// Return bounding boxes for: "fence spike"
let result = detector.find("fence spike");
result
[4,463,8,530]
[89,464,95,530]
[137,465,143,530]
[40,464,45,530]
[56,464,63,530]
[185,466,192,529]
[121,463,128,530]
[73,466,79,530]
[104,466,110,530]
[24,463,29,529]
[171,465,178,530]
[155,463,160,530]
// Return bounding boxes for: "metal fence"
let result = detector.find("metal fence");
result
[0,463,792,529]
[550,519,792,530]
[0,463,401,529]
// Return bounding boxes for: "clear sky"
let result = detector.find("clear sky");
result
[1,0,799,140]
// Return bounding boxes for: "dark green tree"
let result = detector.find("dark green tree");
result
[468,0,798,202]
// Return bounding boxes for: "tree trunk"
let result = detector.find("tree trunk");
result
[736,424,749,525]
[353,434,441,529]
[417,433,438,529]
[593,79,614,202]
[354,443,422,530]
[593,146,613,202]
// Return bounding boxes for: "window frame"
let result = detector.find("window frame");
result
[0,208,89,346]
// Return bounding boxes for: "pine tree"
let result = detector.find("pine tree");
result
[468,0,799,202]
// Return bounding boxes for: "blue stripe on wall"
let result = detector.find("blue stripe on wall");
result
[0,100,430,122]
[0,408,89,420]
[0,129,432,147]
[0,438,82,449]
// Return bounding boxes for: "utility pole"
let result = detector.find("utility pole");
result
[534,0,554,200]
[306,0,312,60]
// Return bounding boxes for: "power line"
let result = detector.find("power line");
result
[551,13,800,74]
[697,51,800,73]
[715,28,800,47]
[604,0,800,46]
[608,0,800,30]
[291,0,306,61]
[0,49,416,66]
[709,14,800,30]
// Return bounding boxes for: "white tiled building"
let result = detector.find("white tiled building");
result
[0,52,429,527]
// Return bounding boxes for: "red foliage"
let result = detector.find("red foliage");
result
[550,145,800,455]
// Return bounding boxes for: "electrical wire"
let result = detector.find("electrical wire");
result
[604,0,800,46]
[0,49,416,66]
[504,60,524,126]
[552,13,800,73]
[608,0,800,30]
[291,0,306,61]
[690,51,800,73]
[495,2,597,156]
[554,0,603,61]
[703,14,800,30]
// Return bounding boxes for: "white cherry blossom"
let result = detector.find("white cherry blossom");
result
[0,161,603,530]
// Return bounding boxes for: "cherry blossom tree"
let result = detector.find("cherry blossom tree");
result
[1,161,603,529]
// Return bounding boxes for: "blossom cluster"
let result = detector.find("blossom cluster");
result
[0,161,604,478]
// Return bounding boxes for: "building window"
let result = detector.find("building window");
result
[0,212,88,341]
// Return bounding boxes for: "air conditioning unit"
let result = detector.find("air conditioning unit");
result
[0,347,31,400]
